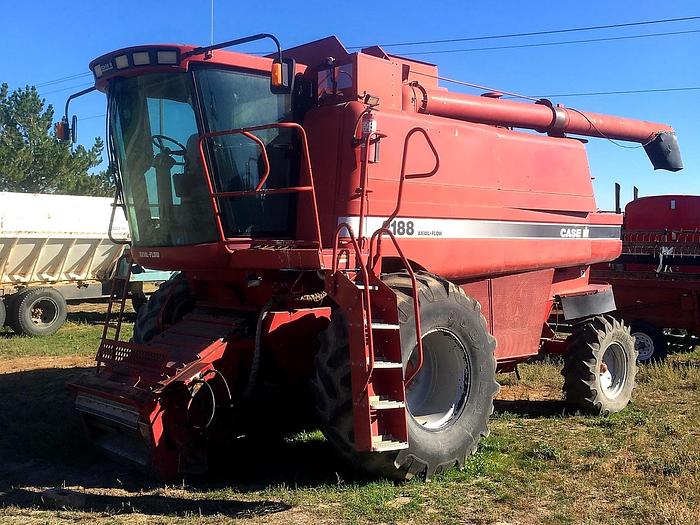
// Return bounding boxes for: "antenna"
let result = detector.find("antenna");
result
[210,0,214,45]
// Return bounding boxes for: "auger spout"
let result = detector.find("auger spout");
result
[405,84,683,171]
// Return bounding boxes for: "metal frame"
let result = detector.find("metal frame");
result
[196,122,323,248]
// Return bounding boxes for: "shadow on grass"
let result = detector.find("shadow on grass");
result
[0,365,364,516]
[66,309,137,326]
[1,487,290,518]
[493,398,570,419]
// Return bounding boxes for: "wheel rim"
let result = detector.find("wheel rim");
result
[632,331,655,361]
[29,297,59,327]
[405,328,470,431]
[599,342,628,399]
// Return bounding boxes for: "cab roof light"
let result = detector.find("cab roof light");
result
[132,51,151,66]
[157,50,179,65]
[114,55,129,69]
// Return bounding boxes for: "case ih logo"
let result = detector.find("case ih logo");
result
[137,251,161,258]
[560,227,590,238]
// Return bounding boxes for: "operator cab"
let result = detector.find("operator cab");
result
[60,36,301,250]
[109,69,297,247]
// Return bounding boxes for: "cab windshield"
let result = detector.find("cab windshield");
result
[109,69,296,247]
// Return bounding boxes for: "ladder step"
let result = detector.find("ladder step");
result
[371,322,400,330]
[371,435,409,452]
[105,322,120,329]
[355,284,379,290]
[370,396,405,410]
[373,360,402,369]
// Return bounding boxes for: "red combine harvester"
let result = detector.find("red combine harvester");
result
[593,192,700,362]
[58,34,683,480]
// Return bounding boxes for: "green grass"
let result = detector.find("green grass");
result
[0,331,698,524]
[0,322,132,359]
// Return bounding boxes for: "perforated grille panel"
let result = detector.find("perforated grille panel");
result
[97,341,171,370]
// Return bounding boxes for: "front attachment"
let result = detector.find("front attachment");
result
[71,310,249,480]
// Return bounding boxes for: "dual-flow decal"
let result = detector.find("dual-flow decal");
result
[338,217,620,240]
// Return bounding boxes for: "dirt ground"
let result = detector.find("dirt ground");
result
[0,355,93,374]
[0,354,348,523]
[0,321,698,524]
[0,355,561,524]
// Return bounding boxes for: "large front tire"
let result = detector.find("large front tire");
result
[562,315,637,415]
[312,272,498,480]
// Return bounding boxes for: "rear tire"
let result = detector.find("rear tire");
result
[132,275,193,343]
[562,315,637,415]
[629,320,667,363]
[11,287,68,336]
[0,297,6,328]
[312,272,498,480]
[5,291,26,333]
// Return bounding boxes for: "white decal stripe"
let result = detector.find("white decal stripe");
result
[337,216,621,240]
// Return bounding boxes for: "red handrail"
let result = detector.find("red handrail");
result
[373,127,439,269]
[197,122,322,247]
[383,127,440,229]
[367,227,424,386]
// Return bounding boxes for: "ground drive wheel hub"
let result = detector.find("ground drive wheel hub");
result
[600,342,628,399]
[406,328,470,431]
[632,332,655,361]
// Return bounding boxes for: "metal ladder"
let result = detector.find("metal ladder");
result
[330,225,413,452]
[101,253,133,343]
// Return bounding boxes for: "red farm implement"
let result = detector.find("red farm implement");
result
[592,194,700,361]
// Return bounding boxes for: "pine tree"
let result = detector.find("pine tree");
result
[0,82,113,196]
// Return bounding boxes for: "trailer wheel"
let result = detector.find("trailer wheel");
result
[312,272,498,480]
[0,298,5,328]
[562,315,637,415]
[133,275,193,343]
[629,321,667,362]
[10,287,68,337]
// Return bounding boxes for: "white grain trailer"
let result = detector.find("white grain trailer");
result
[0,192,166,336]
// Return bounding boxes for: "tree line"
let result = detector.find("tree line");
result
[0,82,112,196]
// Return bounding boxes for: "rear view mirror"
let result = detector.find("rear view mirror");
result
[270,58,295,94]
[71,115,78,143]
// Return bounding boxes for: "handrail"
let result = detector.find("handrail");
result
[107,183,130,246]
[197,122,322,247]
[332,223,376,373]
[367,227,424,386]
[383,127,440,229]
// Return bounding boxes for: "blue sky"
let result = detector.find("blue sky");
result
[2,0,698,209]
